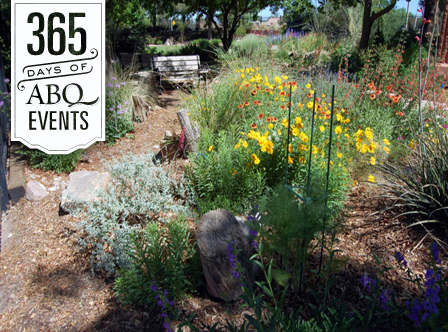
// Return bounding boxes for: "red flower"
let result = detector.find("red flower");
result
[258,113,264,119]
[252,90,257,95]
[280,105,286,110]
[280,91,286,96]
[245,83,250,88]
[244,101,250,106]
[238,104,243,108]
[266,117,272,122]
[272,117,278,122]
[370,94,376,100]
[398,112,404,116]
[251,123,257,129]
[386,85,392,91]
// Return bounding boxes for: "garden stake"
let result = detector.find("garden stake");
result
[319,85,335,273]
[284,84,335,290]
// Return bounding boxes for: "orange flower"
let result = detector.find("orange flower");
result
[315,97,320,102]
[272,117,278,122]
[398,112,404,116]
[256,86,261,90]
[317,104,322,110]
[320,110,326,115]
[386,85,392,91]
[307,92,313,98]
[370,94,376,100]
[251,123,257,129]
[266,117,272,122]
[252,90,257,95]
[288,81,297,86]
[238,104,243,108]
[280,91,286,96]
[280,105,286,110]
[282,82,287,87]
[245,83,250,88]
[375,90,381,95]
[265,88,270,92]
[355,84,359,88]
[258,113,264,119]
[368,82,375,90]
[244,101,250,106]
[253,100,258,105]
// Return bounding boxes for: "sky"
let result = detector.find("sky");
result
[259,0,420,19]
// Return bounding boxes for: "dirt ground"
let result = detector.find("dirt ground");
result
[0,88,447,332]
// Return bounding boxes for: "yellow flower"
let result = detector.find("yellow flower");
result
[320,126,325,132]
[268,123,274,130]
[251,153,260,165]
[384,146,390,153]
[353,180,358,187]
[309,89,314,95]
[274,76,282,84]
[321,93,325,98]
[275,97,279,101]
[360,144,368,154]
[242,140,248,148]
[288,156,294,164]
[337,152,342,158]
[282,75,288,80]
[292,127,300,136]
[230,169,237,175]
[299,132,309,143]
[365,127,373,140]
[307,101,313,109]
[282,119,289,128]
[335,126,342,135]
[306,83,311,88]
[246,68,250,73]
[235,142,241,149]
[344,119,350,124]
[278,85,283,90]
[295,117,304,128]
[277,129,281,135]
[241,73,245,78]
[368,175,375,183]
[383,138,390,146]
[370,157,376,165]
[312,145,318,154]
[208,145,214,152]
[288,144,293,153]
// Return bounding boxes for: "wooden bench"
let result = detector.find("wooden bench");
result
[119,53,209,93]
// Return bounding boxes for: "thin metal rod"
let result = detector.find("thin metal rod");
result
[285,84,293,186]
[319,85,335,273]
[299,90,317,293]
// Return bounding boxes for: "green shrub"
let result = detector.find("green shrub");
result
[186,128,265,215]
[69,152,190,274]
[16,147,82,173]
[114,215,197,305]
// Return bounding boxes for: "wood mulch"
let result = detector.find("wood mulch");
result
[1,89,447,331]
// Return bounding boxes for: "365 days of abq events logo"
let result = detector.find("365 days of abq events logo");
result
[12,0,105,154]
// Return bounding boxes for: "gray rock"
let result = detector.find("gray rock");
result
[196,209,256,301]
[26,180,48,202]
[60,171,110,213]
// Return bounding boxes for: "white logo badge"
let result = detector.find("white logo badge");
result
[12,0,105,154]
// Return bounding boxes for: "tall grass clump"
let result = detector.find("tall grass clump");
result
[69,152,190,273]
[377,119,448,228]
[105,63,157,143]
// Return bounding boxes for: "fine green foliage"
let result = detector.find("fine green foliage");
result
[186,128,266,215]
[16,147,82,173]
[69,152,190,274]
[114,216,197,305]
[254,183,326,287]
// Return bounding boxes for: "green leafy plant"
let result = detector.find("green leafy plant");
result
[254,183,327,288]
[186,127,265,215]
[16,147,82,173]
[114,215,197,305]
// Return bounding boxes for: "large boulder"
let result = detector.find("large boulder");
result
[26,180,48,202]
[60,171,110,213]
[196,209,256,301]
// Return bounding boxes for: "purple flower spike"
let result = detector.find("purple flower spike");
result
[125,101,129,105]
[115,84,120,88]
[431,243,441,264]
[4,78,9,83]
[395,251,407,267]
[107,82,113,88]
[109,91,113,96]
[112,76,116,80]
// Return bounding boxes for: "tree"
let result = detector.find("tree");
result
[182,0,284,50]
[359,0,396,50]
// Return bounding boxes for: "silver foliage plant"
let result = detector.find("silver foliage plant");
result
[68,153,191,274]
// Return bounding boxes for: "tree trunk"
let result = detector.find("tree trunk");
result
[438,0,448,62]
[132,96,150,122]
[359,0,373,50]
[423,0,435,36]
[208,23,212,40]
[359,0,396,50]
[177,109,199,153]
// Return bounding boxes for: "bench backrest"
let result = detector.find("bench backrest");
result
[119,54,201,73]
[151,55,201,73]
